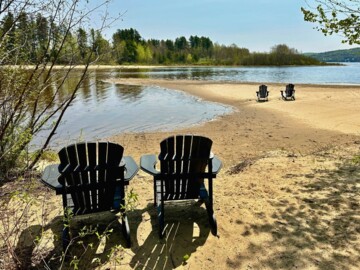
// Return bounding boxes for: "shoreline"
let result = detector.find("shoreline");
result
[106,78,360,136]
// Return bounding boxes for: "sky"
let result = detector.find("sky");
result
[96,0,357,53]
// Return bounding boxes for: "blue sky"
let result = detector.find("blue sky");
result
[98,0,356,53]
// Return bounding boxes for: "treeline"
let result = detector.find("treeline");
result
[0,12,322,66]
[305,47,360,62]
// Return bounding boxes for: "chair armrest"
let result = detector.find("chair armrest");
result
[140,154,160,176]
[41,164,63,192]
[123,156,139,181]
[212,155,222,175]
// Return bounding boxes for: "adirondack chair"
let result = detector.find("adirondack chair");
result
[256,84,269,102]
[281,84,295,100]
[41,142,138,250]
[140,135,222,238]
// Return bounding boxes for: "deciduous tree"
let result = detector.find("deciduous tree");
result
[302,0,360,44]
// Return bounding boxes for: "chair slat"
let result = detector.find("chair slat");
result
[105,143,124,209]
[62,145,82,212]
[97,142,108,210]
[87,142,97,209]
[76,143,91,210]
[175,136,184,196]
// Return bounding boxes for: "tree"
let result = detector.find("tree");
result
[175,36,188,50]
[77,27,88,61]
[112,28,143,63]
[302,0,360,45]
[0,0,117,179]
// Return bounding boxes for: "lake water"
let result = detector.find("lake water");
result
[113,62,360,85]
[34,72,232,149]
[35,63,359,149]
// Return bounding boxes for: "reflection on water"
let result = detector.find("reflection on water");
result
[33,71,232,149]
[106,63,360,85]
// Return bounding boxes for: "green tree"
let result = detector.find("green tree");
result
[112,28,143,63]
[175,36,188,50]
[77,27,88,61]
[35,13,49,61]
[302,0,360,45]
[0,12,16,59]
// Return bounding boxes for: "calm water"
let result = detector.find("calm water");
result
[112,62,360,85]
[34,72,232,149]
[34,63,359,149]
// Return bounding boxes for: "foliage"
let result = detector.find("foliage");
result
[302,0,360,45]
[111,29,321,66]
[352,154,360,164]
[241,44,323,65]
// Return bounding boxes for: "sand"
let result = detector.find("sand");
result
[1,79,360,269]
[107,80,360,270]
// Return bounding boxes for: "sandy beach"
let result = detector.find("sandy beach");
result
[104,79,360,270]
[2,79,360,269]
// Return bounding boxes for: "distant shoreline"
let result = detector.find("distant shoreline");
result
[0,62,345,70]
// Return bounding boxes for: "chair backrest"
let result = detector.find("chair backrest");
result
[259,84,268,97]
[285,84,295,96]
[158,135,212,199]
[58,142,124,214]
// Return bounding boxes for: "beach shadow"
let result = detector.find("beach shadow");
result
[13,216,63,269]
[229,155,360,269]
[14,212,132,269]
[129,201,211,269]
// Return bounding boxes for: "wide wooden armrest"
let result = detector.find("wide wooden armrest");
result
[123,156,139,181]
[140,154,160,176]
[212,155,222,175]
[41,164,62,192]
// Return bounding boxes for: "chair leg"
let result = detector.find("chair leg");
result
[121,214,131,248]
[62,225,70,251]
[204,198,217,236]
[200,183,217,236]
[157,201,165,238]
[62,207,71,252]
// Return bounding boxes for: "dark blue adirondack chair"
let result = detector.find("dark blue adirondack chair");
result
[256,84,269,102]
[41,142,138,250]
[140,135,222,238]
[281,84,295,100]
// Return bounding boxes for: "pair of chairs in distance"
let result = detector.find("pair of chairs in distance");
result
[41,135,222,250]
[256,84,295,102]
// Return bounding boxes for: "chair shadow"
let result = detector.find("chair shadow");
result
[129,201,211,269]
[14,213,132,269]
[14,216,63,269]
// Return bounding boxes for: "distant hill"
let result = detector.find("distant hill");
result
[304,48,360,62]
